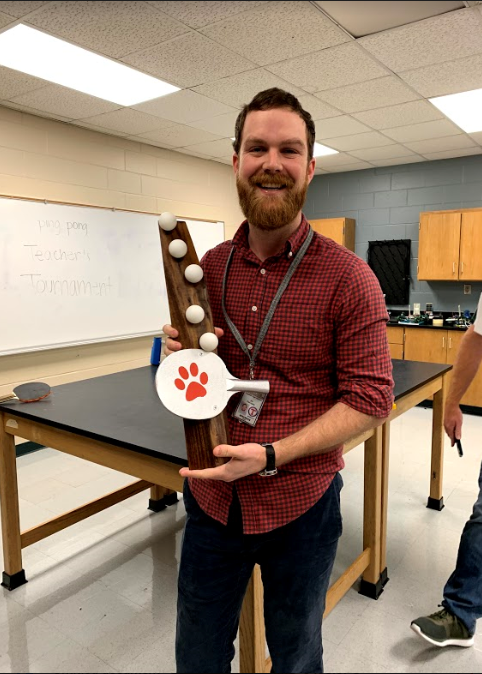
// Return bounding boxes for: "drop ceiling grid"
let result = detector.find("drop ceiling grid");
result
[0,1,480,170]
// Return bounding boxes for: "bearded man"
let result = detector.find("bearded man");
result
[163,88,394,674]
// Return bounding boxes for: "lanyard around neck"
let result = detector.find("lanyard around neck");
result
[222,227,314,379]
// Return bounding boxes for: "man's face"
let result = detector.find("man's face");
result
[233,108,315,231]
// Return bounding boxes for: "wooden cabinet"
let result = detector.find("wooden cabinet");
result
[418,209,482,281]
[310,218,355,251]
[386,326,404,359]
[404,327,482,406]
[446,331,482,407]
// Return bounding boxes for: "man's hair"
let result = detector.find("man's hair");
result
[232,87,316,161]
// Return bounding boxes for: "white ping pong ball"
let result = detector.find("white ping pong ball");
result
[199,332,218,352]
[184,264,204,283]
[186,305,205,324]
[169,239,187,259]
[158,212,177,231]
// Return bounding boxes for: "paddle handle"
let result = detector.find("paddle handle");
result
[227,379,270,395]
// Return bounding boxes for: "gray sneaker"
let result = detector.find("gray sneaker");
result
[411,608,474,648]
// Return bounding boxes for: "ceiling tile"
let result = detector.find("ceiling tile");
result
[135,124,223,148]
[1,100,72,122]
[350,145,416,161]
[314,152,366,167]
[181,138,234,158]
[267,43,387,93]
[405,135,477,154]
[148,1,269,29]
[122,31,255,89]
[9,84,120,119]
[470,131,482,146]
[71,120,128,136]
[352,100,444,129]
[0,66,48,100]
[326,162,374,172]
[315,1,465,38]
[174,147,214,160]
[382,119,463,143]
[314,168,329,175]
[315,76,420,114]
[200,1,350,67]
[421,147,482,160]
[27,0,189,59]
[0,2,49,18]
[187,111,239,137]
[359,7,482,72]
[78,108,175,135]
[192,68,305,108]
[134,89,236,123]
[315,116,372,140]
[369,156,425,167]
[297,95,341,121]
[399,53,482,98]
[0,10,13,27]
[325,131,394,152]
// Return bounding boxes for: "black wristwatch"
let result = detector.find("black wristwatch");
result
[259,443,278,477]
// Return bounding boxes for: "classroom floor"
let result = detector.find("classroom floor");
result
[0,406,481,673]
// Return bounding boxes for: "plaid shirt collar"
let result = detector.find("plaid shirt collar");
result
[231,214,311,262]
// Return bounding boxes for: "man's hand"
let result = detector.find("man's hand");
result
[444,403,463,446]
[162,323,224,356]
[179,443,267,481]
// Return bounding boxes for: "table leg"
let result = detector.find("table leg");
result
[148,485,178,512]
[379,422,390,587]
[359,425,383,599]
[427,374,447,511]
[0,419,26,590]
[239,565,267,673]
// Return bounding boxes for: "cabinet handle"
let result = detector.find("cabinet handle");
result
[461,262,464,274]
[453,262,455,274]
[449,337,452,349]
[442,337,445,348]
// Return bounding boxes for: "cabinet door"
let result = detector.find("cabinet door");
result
[459,212,482,281]
[310,218,355,251]
[447,331,482,407]
[387,326,404,344]
[389,343,404,359]
[418,212,461,280]
[404,328,447,364]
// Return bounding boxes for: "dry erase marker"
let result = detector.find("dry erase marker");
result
[455,439,463,457]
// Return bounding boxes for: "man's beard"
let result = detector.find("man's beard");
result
[236,171,309,231]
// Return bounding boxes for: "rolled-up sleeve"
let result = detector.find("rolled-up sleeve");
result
[334,259,394,418]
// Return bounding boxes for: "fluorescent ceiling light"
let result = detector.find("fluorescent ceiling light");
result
[429,88,482,133]
[0,24,179,106]
[313,142,338,157]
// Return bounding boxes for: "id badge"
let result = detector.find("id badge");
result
[232,391,267,427]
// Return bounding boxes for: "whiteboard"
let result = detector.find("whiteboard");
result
[0,198,224,355]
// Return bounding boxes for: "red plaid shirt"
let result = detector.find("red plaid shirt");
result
[190,216,393,533]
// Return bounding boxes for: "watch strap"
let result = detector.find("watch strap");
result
[259,443,278,476]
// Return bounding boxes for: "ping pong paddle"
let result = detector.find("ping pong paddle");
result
[0,382,51,404]
[156,349,269,420]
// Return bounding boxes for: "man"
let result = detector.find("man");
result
[164,88,394,673]
[411,294,482,648]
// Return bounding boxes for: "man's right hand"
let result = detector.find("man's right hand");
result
[162,324,224,356]
[444,403,463,446]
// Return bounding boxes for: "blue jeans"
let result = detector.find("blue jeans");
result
[442,459,482,635]
[176,474,343,674]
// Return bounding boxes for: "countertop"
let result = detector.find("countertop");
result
[388,321,469,331]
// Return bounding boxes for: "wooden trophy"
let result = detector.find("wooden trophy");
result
[157,212,231,470]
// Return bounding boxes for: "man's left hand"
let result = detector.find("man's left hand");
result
[179,443,267,481]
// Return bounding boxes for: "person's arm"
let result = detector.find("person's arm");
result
[444,325,482,444]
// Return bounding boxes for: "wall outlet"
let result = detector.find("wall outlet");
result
[464,285,472,295]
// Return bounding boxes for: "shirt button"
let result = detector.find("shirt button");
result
[247,344,253,350]
[260,269,266,275]
[288,251,293,258]
[252,306,257,312]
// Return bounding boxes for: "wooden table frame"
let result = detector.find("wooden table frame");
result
[0,368,448,674]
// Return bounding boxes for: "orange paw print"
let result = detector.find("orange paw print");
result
[175,363,208,401]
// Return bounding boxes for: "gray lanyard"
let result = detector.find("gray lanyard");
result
[222,227,314,379]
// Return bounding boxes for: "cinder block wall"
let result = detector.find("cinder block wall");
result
[306,156,482,312]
